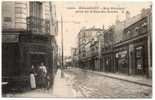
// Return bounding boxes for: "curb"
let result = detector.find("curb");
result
[84,70,152,87]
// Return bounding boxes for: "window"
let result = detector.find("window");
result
[30,2,42,18]
[137,59,143,70]
[4,17,12,22]
[135,46,144,71]
[136,46,143,58]
[124,30,130,40]
[119,50,127,58]
[141,22,147,27]
[135,27,139,32]
[127,30,130,35]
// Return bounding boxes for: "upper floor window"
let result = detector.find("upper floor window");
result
[30,2,42,18]
[4,17,12,22]
[135,27,139,32]
[141,22,147,27]
[124,30,130,40]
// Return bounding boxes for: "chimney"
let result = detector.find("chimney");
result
[102,25,104,30]
[125,11,130,19]
[115,14,120,24]
[92,25,95,29]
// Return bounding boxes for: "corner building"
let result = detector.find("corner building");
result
[2,1,58,86]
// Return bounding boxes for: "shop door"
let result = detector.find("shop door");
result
[135,46,144,75]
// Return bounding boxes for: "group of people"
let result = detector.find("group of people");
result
[30,62,51,90]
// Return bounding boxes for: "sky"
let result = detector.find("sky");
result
[54,1,151,56]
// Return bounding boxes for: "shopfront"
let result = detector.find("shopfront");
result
[15,33,54,77]
[133,37,149,76]
[102,53,114,72]
[115,49,129,74]
[135,46,144,74]
[114,36,149,76]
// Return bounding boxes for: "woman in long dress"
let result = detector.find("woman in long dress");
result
[30,65,36,89]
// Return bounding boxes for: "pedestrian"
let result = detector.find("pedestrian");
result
[39,62,48,89]
[46,72,54,90]
[40,62,47,77]
[30,65,36,89]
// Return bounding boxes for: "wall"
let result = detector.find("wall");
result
[2,2,16,30]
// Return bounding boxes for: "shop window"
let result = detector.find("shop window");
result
[136,46,143,58]
[137,59,143,70]
[118,50,128,68]
[119,50,127,58]
[115,53,119,58]
[135,46,144,72]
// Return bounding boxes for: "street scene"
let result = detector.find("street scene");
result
[2,1,152,98]
[3,68,152,98]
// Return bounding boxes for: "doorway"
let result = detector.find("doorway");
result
[135,46,144,75]
[30,53,47,67]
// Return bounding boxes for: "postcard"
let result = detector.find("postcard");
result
[2,0,152,98]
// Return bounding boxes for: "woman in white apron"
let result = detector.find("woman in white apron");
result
[30,65,36,89]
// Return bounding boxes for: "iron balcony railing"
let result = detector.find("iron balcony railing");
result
[27,16,50,34]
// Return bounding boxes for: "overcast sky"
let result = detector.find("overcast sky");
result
[54,1,151,56]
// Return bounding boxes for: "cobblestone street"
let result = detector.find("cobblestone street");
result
[65,68,152,98]
[4,68,152,98]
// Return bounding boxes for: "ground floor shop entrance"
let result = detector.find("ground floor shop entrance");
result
[114,37,149,76]
[135,46,145,75]
[30,53,48,67]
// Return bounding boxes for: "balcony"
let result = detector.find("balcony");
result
[27,16,50,34]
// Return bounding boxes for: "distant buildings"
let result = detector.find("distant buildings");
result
[64,56,72,68]
[76,7,152,78]
[71,48,79,67]
[101,26,115,72]
[78,27,105,69]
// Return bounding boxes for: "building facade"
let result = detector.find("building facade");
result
[114,8,152,77]
[77,7,152,78]
[78,27,104,70]
[71,48,79,67]
[101,26,115,72]
[2,1,58,85]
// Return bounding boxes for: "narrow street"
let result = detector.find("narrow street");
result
[4,68,152,98]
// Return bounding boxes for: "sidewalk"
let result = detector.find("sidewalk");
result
[82,69,152,87]
[52,69,80,97]
[10,69,80,98]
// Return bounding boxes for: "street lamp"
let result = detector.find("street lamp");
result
[58,17,81,78]
[97,32,102,71]
[61,16,64,77]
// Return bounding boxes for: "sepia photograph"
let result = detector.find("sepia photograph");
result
[1,0,152,98]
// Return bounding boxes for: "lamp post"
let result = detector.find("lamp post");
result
[61,16,64,77]
[58,17,81,78]
[97,32,102,71]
